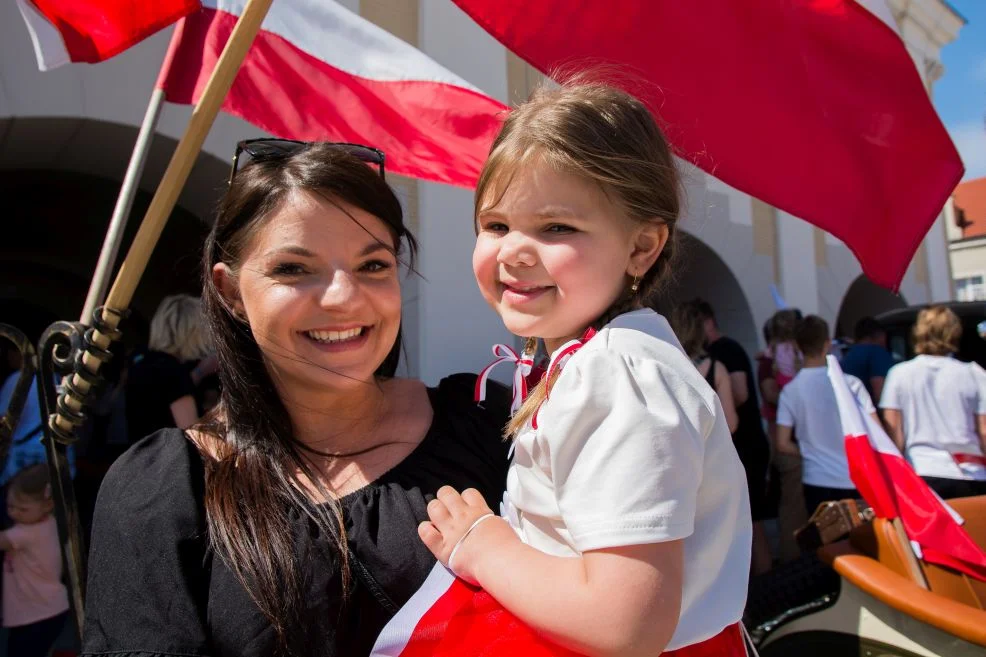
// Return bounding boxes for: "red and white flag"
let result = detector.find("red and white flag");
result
[370,562,747,657]
[827,355,986,581]
[16,0,200,70]
[157,0,508,188]
[450,0,964,290]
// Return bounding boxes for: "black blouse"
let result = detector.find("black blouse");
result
[81,374,510,657]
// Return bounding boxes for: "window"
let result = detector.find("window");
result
[956,275,986,301]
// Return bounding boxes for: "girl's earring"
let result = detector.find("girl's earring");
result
[630,275,640,294]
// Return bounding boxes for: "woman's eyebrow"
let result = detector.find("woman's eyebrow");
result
[267,245,316,258]
[360,241,396,256]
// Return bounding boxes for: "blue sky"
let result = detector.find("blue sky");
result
[935,0,986,181]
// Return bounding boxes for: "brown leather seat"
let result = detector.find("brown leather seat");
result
[819,540,986,647]
[848,496,986,609]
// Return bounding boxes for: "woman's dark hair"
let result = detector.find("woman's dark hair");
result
[199,143,416,653]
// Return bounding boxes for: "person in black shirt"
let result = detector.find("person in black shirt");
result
[82,143,511,657]
[124,295,216,443]
[694,299,773,574]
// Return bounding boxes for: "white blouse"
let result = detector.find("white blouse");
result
[502,309,752,650]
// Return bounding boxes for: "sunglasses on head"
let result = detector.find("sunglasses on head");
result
[228,138,386,186]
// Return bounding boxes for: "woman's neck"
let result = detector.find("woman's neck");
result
[278,377,392,455]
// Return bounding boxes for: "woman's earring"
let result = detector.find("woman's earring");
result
[630,275,640,294]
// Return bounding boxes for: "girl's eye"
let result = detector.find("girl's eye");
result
[271,262,307,276]
[360,260,393,273]
[545,224,576,234]
[482,221,509,234]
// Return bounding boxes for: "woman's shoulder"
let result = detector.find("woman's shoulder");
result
[432,372,511,420]
[422,372,511,459]
[98,427,205,520]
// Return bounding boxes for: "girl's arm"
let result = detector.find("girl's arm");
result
[0,531,12,551]
[420,487,682,657]
[714,362,739,434]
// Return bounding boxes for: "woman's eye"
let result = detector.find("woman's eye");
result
[271,262,307,276]
[360,260,393,273]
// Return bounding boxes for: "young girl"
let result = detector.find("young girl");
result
[418,82,752,656]
[767,309,803,389]
[1,463,70,657]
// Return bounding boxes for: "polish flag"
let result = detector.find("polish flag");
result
[827,356,986,581]
[16,0,200,70]
[156,0,508,188]
[450,0,964,290]
[371,562,748,656]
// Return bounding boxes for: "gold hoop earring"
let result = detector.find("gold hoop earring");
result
[630,275,640,293]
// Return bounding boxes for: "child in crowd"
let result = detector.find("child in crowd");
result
[767,309,803,388]
[775,316,877,515]
[418,81,752,655]
[1,463,70,657]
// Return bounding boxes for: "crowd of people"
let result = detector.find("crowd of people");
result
[0,79,983,657]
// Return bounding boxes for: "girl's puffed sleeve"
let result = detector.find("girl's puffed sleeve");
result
[536,348,718,554]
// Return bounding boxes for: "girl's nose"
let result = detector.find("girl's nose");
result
[496,230,537,267]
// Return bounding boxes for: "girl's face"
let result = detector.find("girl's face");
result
[215,191,402,395]
[473,159,665,352]
[7,491,52,525]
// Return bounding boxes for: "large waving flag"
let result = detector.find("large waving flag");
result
[827,356,986,582]
[450,0,964,290]
[157,0,508,188]
[16,0,200,70]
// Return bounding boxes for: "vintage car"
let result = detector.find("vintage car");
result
[746,495,986,657]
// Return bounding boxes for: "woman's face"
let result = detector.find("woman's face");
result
[216,190,402,394]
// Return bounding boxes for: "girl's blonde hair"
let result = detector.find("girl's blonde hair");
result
[149,294,211,362]
[476,80,682,437]
[913,305,961,356]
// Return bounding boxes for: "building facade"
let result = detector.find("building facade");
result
[0,0,964,383]
[948,177,986,301]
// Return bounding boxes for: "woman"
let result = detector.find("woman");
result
[81,142,512,657]
[124,294,214,442]
[881,305,986,500]
[671,301,739,433]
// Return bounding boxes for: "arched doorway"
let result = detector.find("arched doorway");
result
[0,169,208,331]
[835,275,907,339]
[650,232,759,356]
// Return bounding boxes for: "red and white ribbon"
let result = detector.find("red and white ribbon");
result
[475,344,534,414]
[532,327,597,430]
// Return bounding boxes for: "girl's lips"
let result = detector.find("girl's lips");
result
[500,283,552,305]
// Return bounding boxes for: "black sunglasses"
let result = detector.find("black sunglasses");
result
[228,138,386,185]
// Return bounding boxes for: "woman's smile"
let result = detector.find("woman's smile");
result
[300,325,372,352]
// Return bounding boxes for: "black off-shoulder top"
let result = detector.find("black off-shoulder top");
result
[81,374,510,657]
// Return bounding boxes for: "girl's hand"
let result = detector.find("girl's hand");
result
[418,485,515,585]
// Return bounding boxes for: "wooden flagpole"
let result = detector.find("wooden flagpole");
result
[55,0,273,431]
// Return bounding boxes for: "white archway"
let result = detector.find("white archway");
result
[650,232,759,355]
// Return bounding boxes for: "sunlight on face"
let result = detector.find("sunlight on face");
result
[472,159,636,350]
[218,190,402,395]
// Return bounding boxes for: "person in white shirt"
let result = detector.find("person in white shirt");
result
[776,315,878,516]
[416,81,752,656]
[880,305,986,500]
